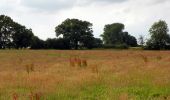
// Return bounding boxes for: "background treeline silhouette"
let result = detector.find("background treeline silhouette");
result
[0,15,170,50]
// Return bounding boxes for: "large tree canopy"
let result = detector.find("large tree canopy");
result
[146,20,170,50]
[13,23,34,49]
[101,23,137,47]
[101,23,124,45]
[0,15,34,49]
[0,15,14,48]
[55,18,94,49]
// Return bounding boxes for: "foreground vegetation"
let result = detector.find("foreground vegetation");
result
[0,50,170,100]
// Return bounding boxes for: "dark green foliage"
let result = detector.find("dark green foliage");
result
[93,38,103,48]
[145,20,170,50]
[45,38,70,49]
[103,44,129,49]
[0,15,15,49]
[114,43,129,49]
[122,32,137,47]
[31,36,45,49]
[31,37,71,50]
[55,18,94,49]
[0,15,34,49]
[101,23,137,48]
[13,23,34,49]
[101,23,125,45]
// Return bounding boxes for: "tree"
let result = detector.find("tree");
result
[122,32,137,47]
[138,35,145,46]
[101,23,137,47]
[31,36,45,49]
[13,23,34,49]
[45,38,70,49]
[0,15,14,49]
[146,20,170,50]
[101,23,124,45]
[0,15,34,49]
[93,38,103,48]
[55,18,94,49]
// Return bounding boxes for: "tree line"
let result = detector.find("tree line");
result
[0,15,169,50]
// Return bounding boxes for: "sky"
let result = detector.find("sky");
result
[0,0,170,40]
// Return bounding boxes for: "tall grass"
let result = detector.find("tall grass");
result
[25,63,35,74]
[0,50,169,99]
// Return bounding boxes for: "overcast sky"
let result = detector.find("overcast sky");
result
[0,0,170,40]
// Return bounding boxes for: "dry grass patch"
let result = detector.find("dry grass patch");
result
[0,50,169,99]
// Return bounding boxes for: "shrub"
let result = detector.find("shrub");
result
[114,44,129,49]
[103,44,129,49]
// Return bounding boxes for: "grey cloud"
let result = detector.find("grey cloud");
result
[133,0,169,5]
[20,0,75,12]
[77,0,128,6]
[152,0,169,4]
[91,0,127,3]
[20,0,128,12]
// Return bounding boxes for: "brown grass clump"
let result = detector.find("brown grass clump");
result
[18,57,23,64]
[77,58,82,67]
[29,92,41,100]
[81,59,87,67]
[91,65,99,73]
[35,93,41,100]
[156,56,162,60]
[69,57,88,67]
[25,63,35,74]
[69,57,75,67]
[141,55,148,63]
[29,92,34,100]
[12,93,18,100]
[119,93,129,100]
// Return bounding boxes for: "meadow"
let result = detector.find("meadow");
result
[0,50,170,100]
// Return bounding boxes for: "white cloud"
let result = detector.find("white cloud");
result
[0,0,169,40]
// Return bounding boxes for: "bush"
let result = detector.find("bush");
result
[114,44,129,49]
[103,44,129,49]
[103,44,115,49]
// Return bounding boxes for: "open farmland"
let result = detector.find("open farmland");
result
[0,50,170,100]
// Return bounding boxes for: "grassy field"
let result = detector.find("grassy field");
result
[0,50,170,100]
